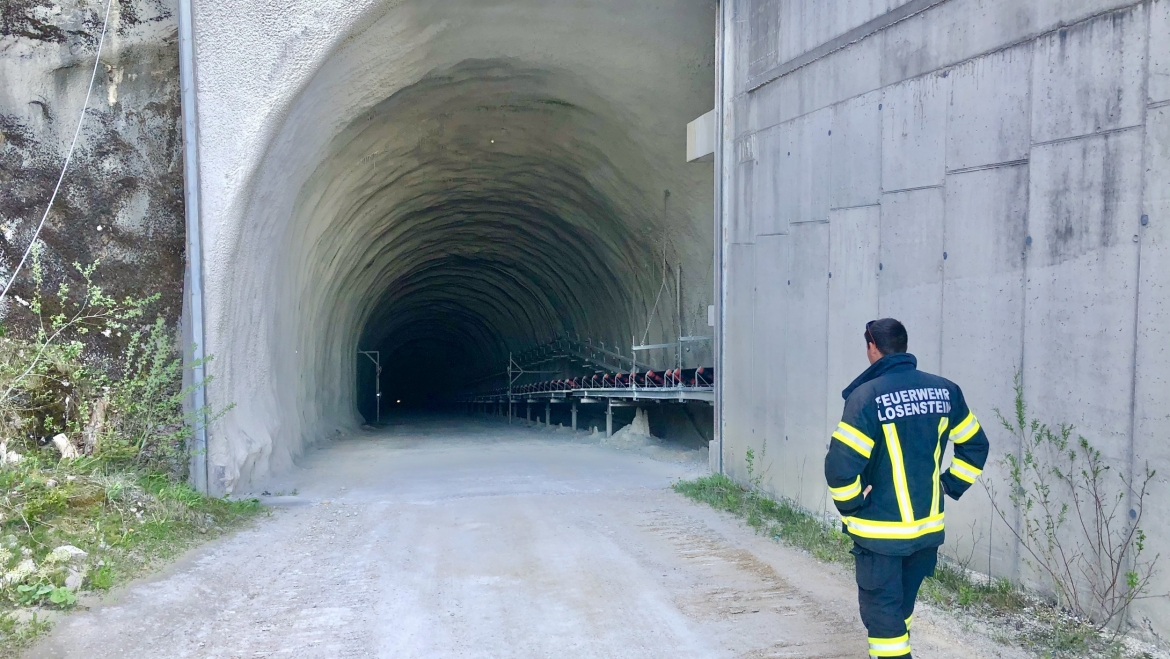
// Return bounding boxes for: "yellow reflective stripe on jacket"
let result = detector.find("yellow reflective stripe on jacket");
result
[842,513,945,540]
[932,418,947,516]
[949,412,981,444]
[883,423,915,523]
[905,613,913,631]
[833,422,875,458]
[949,456,983,484]
[829,476,863,502]
[869,633,911,658]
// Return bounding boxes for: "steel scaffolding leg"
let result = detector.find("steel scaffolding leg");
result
[508,401,513,424]
[571,402,578,431]
[526,403,531,422]
[606,399,613,438]
[545,402,551,426]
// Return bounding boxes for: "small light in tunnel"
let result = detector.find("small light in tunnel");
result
[396,399,402,404]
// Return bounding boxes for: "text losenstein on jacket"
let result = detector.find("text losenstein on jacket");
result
[824,353,990,556]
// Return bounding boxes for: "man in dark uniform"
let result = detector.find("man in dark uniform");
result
[824,319,990,659]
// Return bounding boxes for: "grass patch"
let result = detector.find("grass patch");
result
[0,458,261,658]
[673,474,851,563]
[673,474,1157,659]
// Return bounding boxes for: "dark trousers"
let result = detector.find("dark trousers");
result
[852,545,938,658]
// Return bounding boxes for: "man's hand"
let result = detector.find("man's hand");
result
[941,478,957,500]
[863,485,872,498]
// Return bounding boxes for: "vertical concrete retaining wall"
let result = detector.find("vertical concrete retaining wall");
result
[716,0,1169,637]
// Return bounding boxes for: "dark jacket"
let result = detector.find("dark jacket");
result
[824,353,990,556]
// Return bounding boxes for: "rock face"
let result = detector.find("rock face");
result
[51,433,79,459]
[0,0,185,331]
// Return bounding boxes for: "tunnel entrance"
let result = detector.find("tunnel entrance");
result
[204,0,716,492]
[345,60,719,432]
[349,61,653,410]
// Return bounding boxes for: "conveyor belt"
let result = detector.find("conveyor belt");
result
[457,366,715,404]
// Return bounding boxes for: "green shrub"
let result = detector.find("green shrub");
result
[0,254,258,654]
[988,372,1159,632]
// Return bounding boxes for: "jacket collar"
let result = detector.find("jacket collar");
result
[841,352,918,400]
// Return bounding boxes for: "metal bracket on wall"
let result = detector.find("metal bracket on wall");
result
[358,350,382,424]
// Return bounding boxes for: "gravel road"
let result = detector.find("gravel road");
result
[27,414,1024,658]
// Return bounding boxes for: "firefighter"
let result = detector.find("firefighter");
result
[824,319,989,659]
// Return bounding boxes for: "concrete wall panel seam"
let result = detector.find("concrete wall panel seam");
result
[881,184,945,195]
[1013,31,1035,581]
[1030,124,1145,149]
[1031,2,1148,143]
[745,0,949,93]
[1120,0,1154,626]
[829,202,883,211]
[749,0,1150,102]
[946,159,1030,176]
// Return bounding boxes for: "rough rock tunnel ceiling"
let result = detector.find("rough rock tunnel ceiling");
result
[350,63,657,406]
[198,0,716,491]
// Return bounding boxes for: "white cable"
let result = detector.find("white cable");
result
[640,237,669,345]
[641,276,667,345]
[1,0,116,301]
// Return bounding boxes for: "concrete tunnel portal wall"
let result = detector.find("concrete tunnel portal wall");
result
[715,0,1170,636]
[189,1,717,493]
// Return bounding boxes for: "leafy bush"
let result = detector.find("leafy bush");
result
[988,372,1159,632]
[0,249,228,475]
[0,253,257,653]
[0,252,150,447]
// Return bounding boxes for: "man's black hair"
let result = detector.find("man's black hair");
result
[865,318,908,355]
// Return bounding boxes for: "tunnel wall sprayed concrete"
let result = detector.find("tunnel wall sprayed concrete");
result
[716,0,1170,638]
[186,1,715,494]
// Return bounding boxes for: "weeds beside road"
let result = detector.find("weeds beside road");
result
[0,463,260,656]
[0,256,261,656]
[673,473,1158,659]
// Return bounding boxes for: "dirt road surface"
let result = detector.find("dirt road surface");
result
[28,415,1022,658]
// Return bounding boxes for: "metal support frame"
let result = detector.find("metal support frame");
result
[358,350,382,424]
[456,335,715,425]
[631,335,714,394]
[633,336,713,353]
[606,399,613,438]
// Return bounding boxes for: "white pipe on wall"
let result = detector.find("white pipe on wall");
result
[713,0,727,474]
[178,0,208,494]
